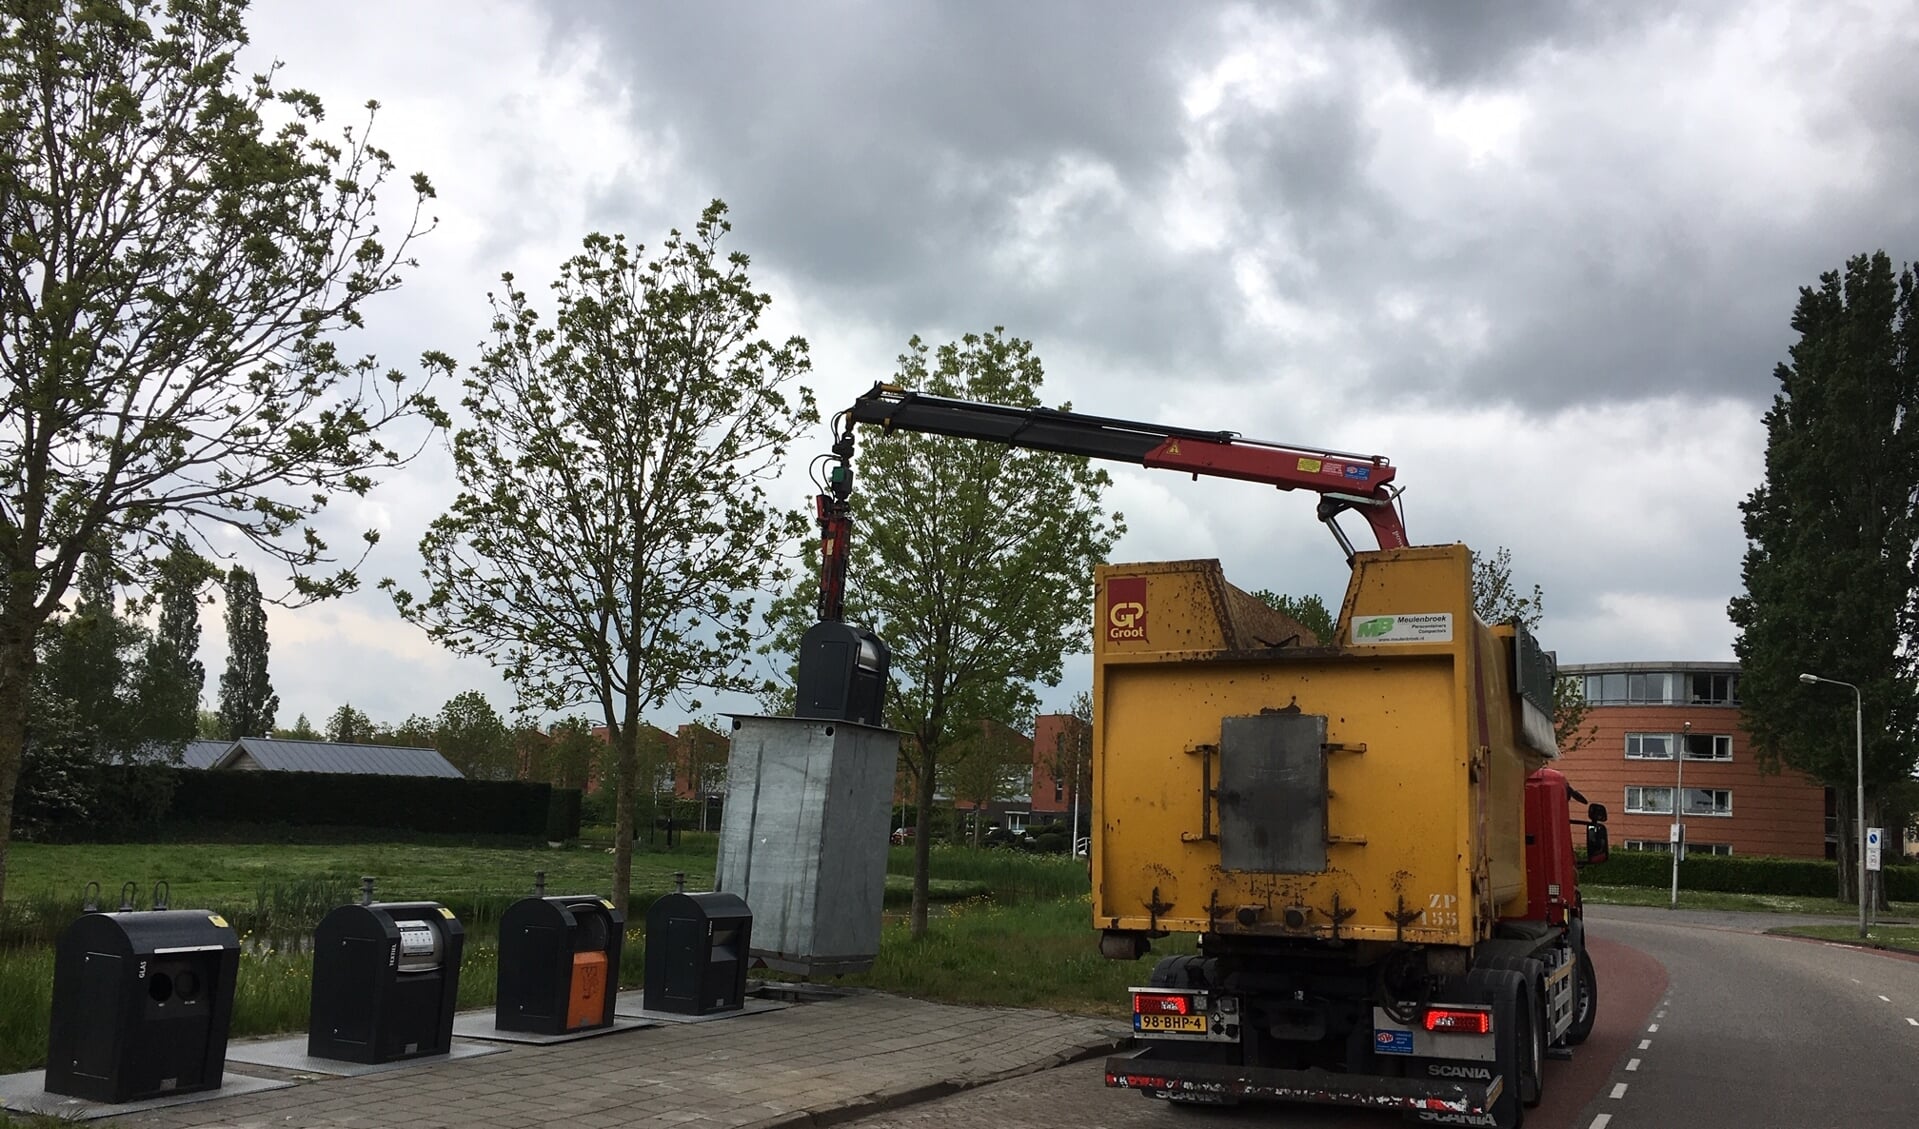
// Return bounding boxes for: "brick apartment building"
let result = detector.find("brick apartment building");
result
[1557,661,1829,859]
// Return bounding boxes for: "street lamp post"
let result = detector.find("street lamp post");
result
[1670,721,1689,909]
[1799,672,1867,939]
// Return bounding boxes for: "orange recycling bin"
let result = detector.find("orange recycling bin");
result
[496,892,625,1035]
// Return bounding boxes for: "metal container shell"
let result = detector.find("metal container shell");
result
[1093,547,1549,948]
[308,901,464,1064]
[495,894,624,1034]
[715,715,898,975]
[45,909,241,1103]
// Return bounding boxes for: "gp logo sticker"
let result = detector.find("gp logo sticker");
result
[1107,577,1148,643]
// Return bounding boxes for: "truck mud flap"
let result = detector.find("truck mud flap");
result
[1104,1047,1501,1118]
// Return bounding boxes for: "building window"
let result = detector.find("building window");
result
[1584,671,1679,705]
[1626,733,1673,759]
[1582,669,1739,706]
[1625,786,1733,817]
[1683,733,1732,761]
[1054,778,1064,803]
[1624,732,1732,761]
[1689,672,1738,705]
[1622,839,1733,856]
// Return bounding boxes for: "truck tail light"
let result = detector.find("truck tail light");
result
[1423,1007,1492,1034]
[1133,992,1191,1015]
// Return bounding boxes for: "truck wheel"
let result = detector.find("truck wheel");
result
[1473,956,1547,1106]
[1463,968,1527,1129]
[1564,946,1598,1046]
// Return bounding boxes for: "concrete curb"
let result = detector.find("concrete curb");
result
[759,1030,1134,1128]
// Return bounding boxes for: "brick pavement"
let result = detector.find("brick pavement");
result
[119,993,1127,1129]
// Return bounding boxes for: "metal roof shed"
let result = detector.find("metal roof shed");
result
[214,738,463,779]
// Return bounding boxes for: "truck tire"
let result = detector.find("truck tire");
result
[1472,956,1547,1107]
[1461,968,1527,1129]
[1564,945,1598,1046]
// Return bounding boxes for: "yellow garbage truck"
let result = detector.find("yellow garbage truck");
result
[812,385,1610,1128]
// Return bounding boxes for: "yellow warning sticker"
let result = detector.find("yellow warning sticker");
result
[1297,457,1322,473]
[438,907,455,919]
[208,914,228,928]
[600,899,614,909]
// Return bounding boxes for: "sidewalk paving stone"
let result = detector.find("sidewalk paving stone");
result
[104,991,1125,1129]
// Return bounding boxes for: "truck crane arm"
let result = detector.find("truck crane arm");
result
[828,382,1407,569]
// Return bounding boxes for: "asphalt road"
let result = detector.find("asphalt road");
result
[841,906,1919,1129]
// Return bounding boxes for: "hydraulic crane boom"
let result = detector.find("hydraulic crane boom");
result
[813,384,1407,620]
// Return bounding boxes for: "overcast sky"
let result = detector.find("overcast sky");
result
[193,0,1919,735]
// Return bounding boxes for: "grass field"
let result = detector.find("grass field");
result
[1767,922,1919,950]
[0,835,1096,1073]
[1,836,718,947]
[1581,883,1919,918]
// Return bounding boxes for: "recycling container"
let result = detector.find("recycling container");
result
[642,891,752,1015]
[793,620,890,725]
[309,901,464,1063]
[45,906,241,1103]
[495,894,624,1033]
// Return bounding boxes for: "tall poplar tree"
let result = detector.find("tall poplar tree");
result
[217,567,277,739]
[1730,251,1919,902]
[134,540,211,745]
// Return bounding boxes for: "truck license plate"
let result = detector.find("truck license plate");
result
[1136,1013,1208,1034]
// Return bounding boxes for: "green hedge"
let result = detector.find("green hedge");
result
[31,766,584,841]
[545,788,583,842]
[1583,849,1919,901]
[165,770,580,839]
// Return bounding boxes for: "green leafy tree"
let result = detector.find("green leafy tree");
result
[324,703,375,743]
[272,713,319,740]
[943,718,1032,847]
[770,330,1122,936]
[1471,547,1545,631]
[1552,677,1597,755]
[545,716,598,792]
[1250,590,1335,644]
[0,0,443,903]
[36,553,145,756]
[216,567,276,739]
[1729,251,1919,903]
[18,552,146,836]
[195,709,223,738]
[379,713,437,749]
[133,540,213,745]
[435,691,511,780]
[391,203,815,914]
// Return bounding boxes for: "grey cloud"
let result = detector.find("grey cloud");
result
[1348,0,1657,87]
[540,0,1918,419]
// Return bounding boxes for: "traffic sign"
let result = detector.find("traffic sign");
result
[1867,827,1884,872]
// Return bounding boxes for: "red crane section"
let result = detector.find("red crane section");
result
[810,384,1406,611]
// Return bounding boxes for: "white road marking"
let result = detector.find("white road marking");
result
[1656,1009,1667,1018]
[1639,1038,1652,1049]
[1591,1115,1613,1129]
[1880,995,1891,1002]
[1907,1017,1917,1027]
[1611,1082,1629,1099]
[1648,1023,1660,1032]
[1852,978,1862,984]
[1627,1058,1641,1071]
